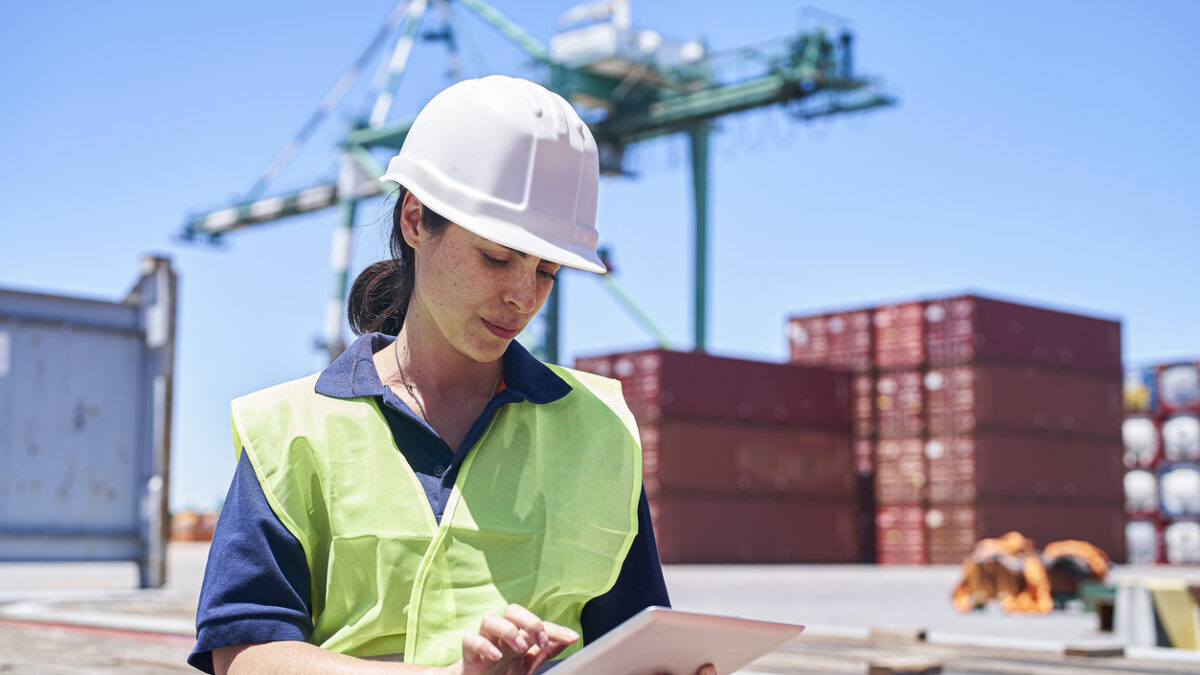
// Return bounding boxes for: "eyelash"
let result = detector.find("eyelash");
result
[481,253,558,281]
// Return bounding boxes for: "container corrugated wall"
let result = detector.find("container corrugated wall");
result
[576,349,855,564]
[790,294,1125,565]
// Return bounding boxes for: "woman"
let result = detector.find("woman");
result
[189,76,694,674]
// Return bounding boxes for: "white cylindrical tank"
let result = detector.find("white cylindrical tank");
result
[1162,415,1200,462]
[1126,521,1159,564]
[1164,521,1200,564]
[1122,417,1159,467]
[1160,364,1199,409]
[1124,470,1158,513]
[1160,466,1200,518]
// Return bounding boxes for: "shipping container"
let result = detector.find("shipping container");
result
[1158,464,1200,518]
[637,419,854,498]
[876,504,925,565]
[925,499,1126,564]
[875,370,923,437]
[1161,414,1200,462]
[923,295,1121,374]
[924,432,1122,503]
[1122,416,1159,468]
[1124,368,1158,414]
[574,349,851,428]
[874,438,925,505]
[648,495,858,563]
[0,257,176,587]
[786,310,874,372]
[852,373,875,438]
[1125,519,1162,564]
[1159,363,1200,413]
[854,438,874,476]
[924,363,1121,437]
[1164,520,1200,564]
[874,303,925,369]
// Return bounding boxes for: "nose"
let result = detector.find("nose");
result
[503,269,538,314]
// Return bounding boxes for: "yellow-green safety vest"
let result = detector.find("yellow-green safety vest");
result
[231,365,642,666]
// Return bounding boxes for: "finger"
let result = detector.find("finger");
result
[461,634,503,664]
[480,613,529,652]
[503,603,549,648]
[697,663,717,675]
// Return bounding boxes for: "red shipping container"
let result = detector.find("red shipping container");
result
[854,438,874,476]
[638,419,854,498]
[575,349,851,428]
[925,364,1121,437]
[875,438,926,505]
[924,295,1121,374]
[648,495,858,563]
[787,310,874,371]
[925,432,1123,503]
[925,504,977,564]
[875,370,923,437]
[924,498,1127,564]
[876,505,926,565]
[852,373,875,438]
[875,303,925,369]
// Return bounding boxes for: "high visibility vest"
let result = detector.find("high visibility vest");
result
[231,365,641,665]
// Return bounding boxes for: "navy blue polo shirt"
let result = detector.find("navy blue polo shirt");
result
[189,333,669,673]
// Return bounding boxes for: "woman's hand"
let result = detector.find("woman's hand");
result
[455,603,579,675]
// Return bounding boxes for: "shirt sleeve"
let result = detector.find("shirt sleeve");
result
[579,486,671,644]
[187,451,314,674]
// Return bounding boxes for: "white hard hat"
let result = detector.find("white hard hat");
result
[381,75,605,274]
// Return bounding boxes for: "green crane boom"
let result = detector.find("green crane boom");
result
[180,0,894,361]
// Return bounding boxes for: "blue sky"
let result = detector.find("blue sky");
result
[2,1,1197,511]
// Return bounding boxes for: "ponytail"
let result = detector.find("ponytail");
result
[347,187,450,335]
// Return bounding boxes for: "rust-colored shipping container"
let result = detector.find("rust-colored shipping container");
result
[852,373,875,438]
[925,432,1123,503]
[874,303,925,369]
[925,363,1121,437]
[854,438,874,476]
[648,495,858,563]
[787,310,874,372]
[924,295,1121,374]
[638,419,854,498]
[874,438,925,505]
[924,499,1127,564]
[575,349,851,428]
[875,369,923,437]
[876,505,926,565]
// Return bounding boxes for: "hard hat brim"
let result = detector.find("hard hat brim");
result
[381,173,608,275]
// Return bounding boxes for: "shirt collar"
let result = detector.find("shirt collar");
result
[314,332,571,404]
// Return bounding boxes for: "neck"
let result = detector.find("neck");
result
[392,309,501,401]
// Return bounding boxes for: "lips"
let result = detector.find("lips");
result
[482,318,520,339]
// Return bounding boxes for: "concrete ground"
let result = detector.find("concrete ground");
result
[2,543,1199,673]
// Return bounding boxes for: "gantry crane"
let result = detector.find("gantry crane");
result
[180,0,894,362]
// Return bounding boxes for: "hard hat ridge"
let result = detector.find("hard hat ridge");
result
[381,75,605,274]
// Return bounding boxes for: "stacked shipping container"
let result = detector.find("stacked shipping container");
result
[1123,362,1200,564]
[574,349,854,563]
[790,295,1126,564]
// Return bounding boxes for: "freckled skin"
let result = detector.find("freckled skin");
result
[403,199,560,366]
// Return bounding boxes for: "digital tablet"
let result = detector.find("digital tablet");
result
[540,606,804,674]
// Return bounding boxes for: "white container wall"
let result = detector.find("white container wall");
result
[1122,417,1158,467]
[1162,415,1200,461]
[1124,470,1157,512]
[1159,364,1200,410]
[1160,466,1200,518]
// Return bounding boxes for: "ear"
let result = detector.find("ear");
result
[398,190,427,251]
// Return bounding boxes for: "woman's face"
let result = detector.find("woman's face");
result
[408,219,561,363]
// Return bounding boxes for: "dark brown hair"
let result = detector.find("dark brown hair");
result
[347,187,450,335]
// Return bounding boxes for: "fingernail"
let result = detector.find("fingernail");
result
[514,635,528,651]
[489,646,503,661]
[538,631,549,648]
[567,629,580,642]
